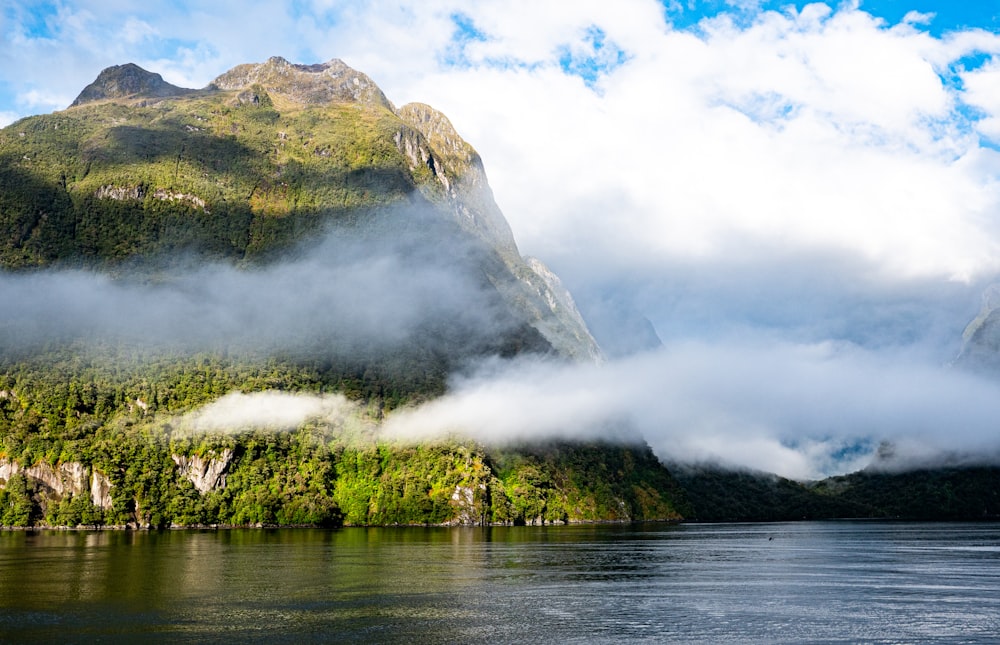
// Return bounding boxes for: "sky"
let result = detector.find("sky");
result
[5,0,1000,478]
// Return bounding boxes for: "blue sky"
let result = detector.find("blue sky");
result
[5,0,1000,477]
[667,0,1000,35]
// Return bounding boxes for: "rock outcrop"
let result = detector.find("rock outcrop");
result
[0,458,113,509]
[172,450,234,493]
[209,56,393,111]
[71,63,193,106]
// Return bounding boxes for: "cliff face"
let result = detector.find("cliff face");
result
[956,284,1000,372]
[0,458,113,511]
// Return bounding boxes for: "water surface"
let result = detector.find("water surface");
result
[1,522,998,643]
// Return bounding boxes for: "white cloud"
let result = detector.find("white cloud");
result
[384,340,1000,479]
[121,16,157,44]
[402,2,1000,286]
[181,391,357,433]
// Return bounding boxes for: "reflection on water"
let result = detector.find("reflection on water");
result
[1,522,999,643]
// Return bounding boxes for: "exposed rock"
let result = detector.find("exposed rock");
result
[210,57,393,110]
[0,458,113,508]
[0,458,16,485]
[152,189,208,212]
[71,63,193,107]
[172,449,234,493]
[24,460,89,498]
[519,258,604,362]
[396,102,519,259]
[96,184,146,201]
[90,470,113,510]
[234,84,274,108]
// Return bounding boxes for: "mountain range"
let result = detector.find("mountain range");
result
[0,58,997,527]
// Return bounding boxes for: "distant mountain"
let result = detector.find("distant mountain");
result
[673,462,1000,521]
[955,283,1000,372]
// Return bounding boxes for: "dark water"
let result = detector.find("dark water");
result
[1,522,999,643]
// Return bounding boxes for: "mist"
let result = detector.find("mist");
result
[8,211,1000,480]
[0,208,520,362]
[381,337,1000,480]
[176,391,366,435]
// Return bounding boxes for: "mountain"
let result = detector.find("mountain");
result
[0,58,661,529]
[2,56,600,362]
[673,462,1000,521]
[955,283,1000,372]
[70,63,195,107]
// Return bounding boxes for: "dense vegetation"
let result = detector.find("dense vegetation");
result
[0,89,427,268]
[673,464,1000,522]
[0,342,688,528]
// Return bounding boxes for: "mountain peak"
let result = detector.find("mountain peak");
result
[70,63,192,107]
[209,57,393,110]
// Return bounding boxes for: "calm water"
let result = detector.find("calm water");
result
[1,522,999,643]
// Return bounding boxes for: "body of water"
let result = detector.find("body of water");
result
[1,521,998,643]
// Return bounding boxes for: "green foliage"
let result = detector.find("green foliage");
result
[46,492,103,528]
[0,472,39,526]
[0,92,427,269]
[816,467,1000,520]
[0,363,691,528]
[674,464,1000,522]
[491,441,689,524]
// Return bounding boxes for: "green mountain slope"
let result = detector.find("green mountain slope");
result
[0,58,677,529]
[673,463,1000,522]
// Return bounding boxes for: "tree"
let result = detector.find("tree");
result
[1,473,38,527]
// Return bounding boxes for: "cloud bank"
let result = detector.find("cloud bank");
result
[0,209,518,359]
[384,340,1000,480]
[178,391,360,434]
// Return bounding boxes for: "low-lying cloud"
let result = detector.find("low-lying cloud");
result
[383,339,1000,480]
[178,391,361,434]
[0,212,516,360]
